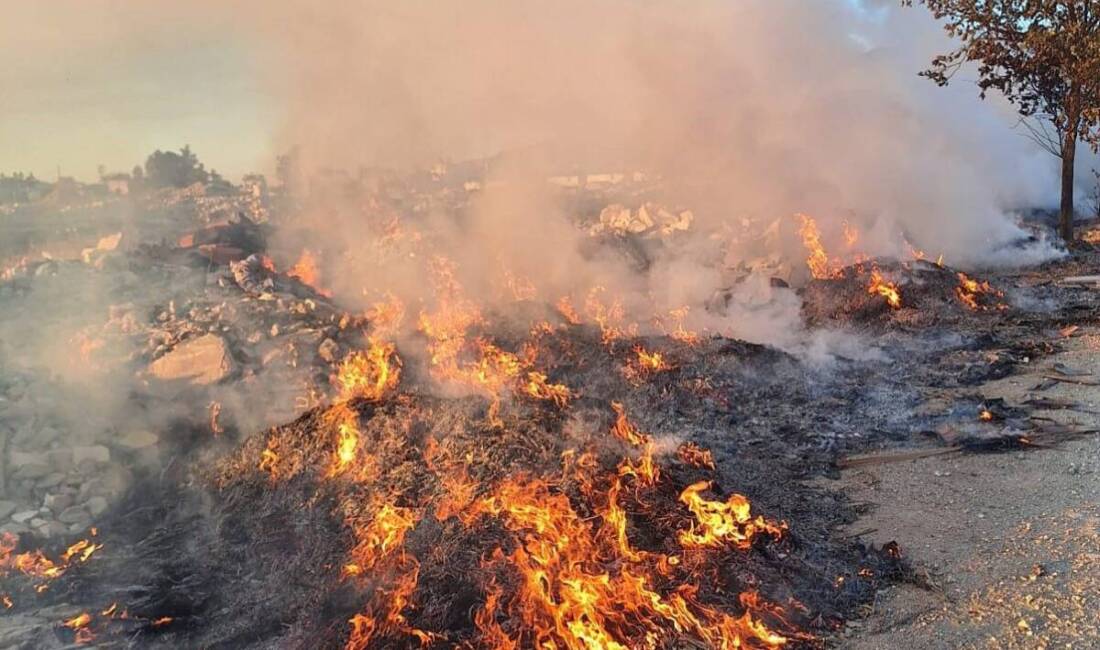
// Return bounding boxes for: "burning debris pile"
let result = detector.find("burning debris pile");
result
[15,318,907,649]
[3,164,1081,649]
[790,214,1008,328]
[800,259,1008,328]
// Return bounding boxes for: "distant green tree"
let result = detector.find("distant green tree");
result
[144,146,209,189]
[904,1,1100,241]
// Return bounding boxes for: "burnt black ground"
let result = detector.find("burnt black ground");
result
[9,242,1100,648]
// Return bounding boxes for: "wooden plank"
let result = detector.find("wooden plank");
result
[838,447,960,469]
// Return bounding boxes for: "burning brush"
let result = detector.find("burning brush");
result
[235,390,802,650]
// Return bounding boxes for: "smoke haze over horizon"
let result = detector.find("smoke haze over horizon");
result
[1,0,1084,269]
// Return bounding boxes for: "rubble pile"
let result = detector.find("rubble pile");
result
[0,227,369,553]
[147,182,270,226]
[587,202,694,238]
[0,368,126,541]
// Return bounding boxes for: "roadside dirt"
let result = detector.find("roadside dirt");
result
[834,326,1100,649]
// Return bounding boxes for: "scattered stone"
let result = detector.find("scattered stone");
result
[114,430,159,451]
[85,496,109,518]
[12,464,51,481]
[0,522,30,536]
[9,450,49,467]
[57,505,89,525]
[71,445,111,465]
[43,493,73,512]
[11,510,38,524]
[148,333,236,385]
[47,449,73,471]
[38,521,67,538]
[35,473,65,489]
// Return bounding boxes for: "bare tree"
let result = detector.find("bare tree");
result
[904,1,1100,242]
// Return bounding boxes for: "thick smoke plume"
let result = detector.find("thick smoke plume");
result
[240,0,1063,352]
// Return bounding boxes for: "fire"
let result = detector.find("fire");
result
[463,466,787,649]
[63,612,94,643]
[955,272,1003,310]
[657,306,700,345]
[288,248,333,297]
[797,213,835,280]
[502,268,537,302]
[867,269,902,309]
[258,444,279,478]
[678,441,716,469]
[1,532,103,590]
[624,345,671,384]
[678,481,786,550]
[842,220,860,248]
[331,419,360,477]
[344,503,418,575]
[335,340,401,402]
[208,400,224,436]
[979,409,994,421]
[584,286,637,344]
[524,371,572,407]
[635,346,668,372]
[2,594,12,609]
[555,295,582,325]
[610,402,649,447]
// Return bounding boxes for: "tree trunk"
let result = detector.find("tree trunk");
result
[1060,118,1080,242]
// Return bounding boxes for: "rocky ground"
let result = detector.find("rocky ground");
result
[3,191,1100,647]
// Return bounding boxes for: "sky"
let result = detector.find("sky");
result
[0,2,277,182]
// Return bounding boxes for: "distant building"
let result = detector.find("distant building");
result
[103,173,130,196]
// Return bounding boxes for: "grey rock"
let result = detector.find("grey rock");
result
[9,450,49,467]
[36,473,65,489]
[114,430,158,450]
[47,448,73,471]
[0,500,16,520]
[11,510,38,524]
[36,426,61,444]
[57,505,88,525]
[148,333,236,385]
[71,445,110,465]
[12,463,51,480]
[38,521,67,538]
[85,496,109,518]
[43,493,73,512]
[0,522,30,536]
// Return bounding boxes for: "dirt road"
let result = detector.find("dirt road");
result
[835,327,1100,649]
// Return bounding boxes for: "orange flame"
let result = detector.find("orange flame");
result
[335,341,401,402]
[955,272,1003,311]
[797,214,834,280]
[678,481,786,550]
[288,248,333,297]
[867,269,901,309]
[678,442,716,469]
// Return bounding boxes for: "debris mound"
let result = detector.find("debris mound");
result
[800,260,1007,327]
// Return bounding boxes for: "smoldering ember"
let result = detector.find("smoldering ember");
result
[3,3,1100,650]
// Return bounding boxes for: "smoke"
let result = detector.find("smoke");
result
[253,3,1052,235]
[236,0,1063,356]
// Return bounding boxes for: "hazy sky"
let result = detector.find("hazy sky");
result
[0,2,277,182]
